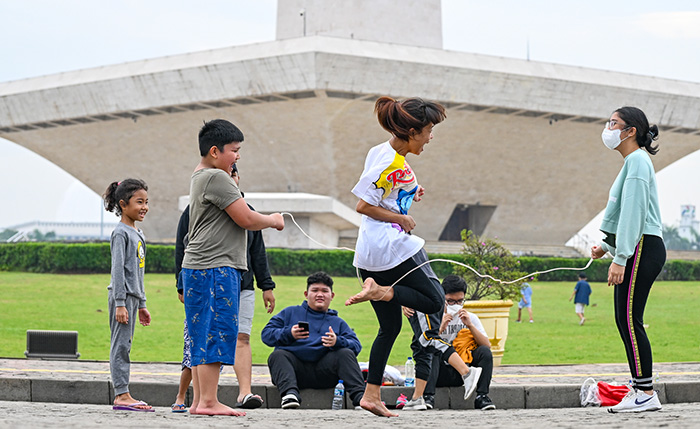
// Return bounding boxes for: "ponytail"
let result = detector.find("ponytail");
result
[103,179,148,216]
[644,124,660,155]
[103,181,120,214]
[374,96,446,141]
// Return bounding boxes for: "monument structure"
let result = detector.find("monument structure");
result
[1,0,699,252]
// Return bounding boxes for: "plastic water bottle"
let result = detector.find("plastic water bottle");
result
[332,379,345,410]
[404,357,415,387]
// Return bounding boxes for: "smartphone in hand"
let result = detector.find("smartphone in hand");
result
[298,321,310,332]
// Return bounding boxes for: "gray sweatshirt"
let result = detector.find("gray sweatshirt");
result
[108,222,147,308]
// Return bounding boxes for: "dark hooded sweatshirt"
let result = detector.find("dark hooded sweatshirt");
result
[261,301,361,362]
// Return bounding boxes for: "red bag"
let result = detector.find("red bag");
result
[597,381,631,407]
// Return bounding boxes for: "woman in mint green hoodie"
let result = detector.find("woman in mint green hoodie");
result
[591,107,665,414]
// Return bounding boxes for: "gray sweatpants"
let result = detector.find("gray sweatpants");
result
[108,293,139,396]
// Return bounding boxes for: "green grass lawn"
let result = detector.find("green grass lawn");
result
[1,272,698,365]
[505,280,700,364]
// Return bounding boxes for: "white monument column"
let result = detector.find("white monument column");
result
[276,0,443,49]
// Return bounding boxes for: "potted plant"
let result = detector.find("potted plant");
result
[453,230,530,365]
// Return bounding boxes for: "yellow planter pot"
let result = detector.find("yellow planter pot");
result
[463,300,513,366]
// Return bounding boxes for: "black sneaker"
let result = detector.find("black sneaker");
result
[281,393,300,409]
[423,395,435,410]
[474,394,496,410]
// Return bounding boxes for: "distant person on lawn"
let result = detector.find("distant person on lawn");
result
[569,273,592,326]
[516,283,533,323]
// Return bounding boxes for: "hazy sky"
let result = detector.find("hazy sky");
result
[1,0,699,241]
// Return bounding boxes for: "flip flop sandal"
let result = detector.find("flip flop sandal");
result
[236,393,263,409]
[113,400,155,412]
[171,403,188,413]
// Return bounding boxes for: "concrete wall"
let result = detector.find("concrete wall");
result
[2,37,699,243]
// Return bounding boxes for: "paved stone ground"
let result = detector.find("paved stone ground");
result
[1,400,699,428]
[2,358,699,386]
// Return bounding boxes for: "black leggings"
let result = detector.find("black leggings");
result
[409,309,456,381]
[613,234,665,391]
[359,251,444,386]
[425,345,494,396]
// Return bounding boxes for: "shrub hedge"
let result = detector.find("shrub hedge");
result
[1,242,699,281]
[0,242,174,274]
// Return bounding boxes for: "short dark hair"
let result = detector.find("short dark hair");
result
[306,271,333,290]
[579,273,587,279]
[198,119,244,156]
[441,275,467,295]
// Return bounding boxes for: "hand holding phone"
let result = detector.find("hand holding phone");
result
[292,321,310,340]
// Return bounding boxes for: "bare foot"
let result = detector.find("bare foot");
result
[345,278,391,306]
[191,402,246,416]
[360,397,397,417]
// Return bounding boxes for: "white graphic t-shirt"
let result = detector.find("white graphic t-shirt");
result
[351,141,425,271]
[441,311,487,344]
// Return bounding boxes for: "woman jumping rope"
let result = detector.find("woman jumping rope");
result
[592,107,665,413]
[346,97,480,417]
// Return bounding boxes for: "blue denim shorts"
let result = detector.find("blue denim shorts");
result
[182,267,240,366]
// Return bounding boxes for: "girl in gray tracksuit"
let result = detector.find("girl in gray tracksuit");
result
[103,178,154,412]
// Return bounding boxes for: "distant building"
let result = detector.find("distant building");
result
[2,221,118,242]
[679,205,700,242]
[2,0,700,253]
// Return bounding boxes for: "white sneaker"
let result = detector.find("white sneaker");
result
[462,367,483,400]
[579,317,585,326]
[402,396,427,411]
[579,377,600,407]
[608,389,662,413]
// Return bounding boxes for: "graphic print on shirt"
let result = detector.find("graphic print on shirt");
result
[137,241,145,268]
[372,152,418,215]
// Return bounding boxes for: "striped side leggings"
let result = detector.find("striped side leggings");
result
[614,234,666,391]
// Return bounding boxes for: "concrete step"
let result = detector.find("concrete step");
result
[2,377,699,410]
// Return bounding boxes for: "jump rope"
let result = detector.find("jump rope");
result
[280,212,594,295]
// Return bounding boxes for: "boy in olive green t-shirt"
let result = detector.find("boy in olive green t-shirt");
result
[182,119,284,416]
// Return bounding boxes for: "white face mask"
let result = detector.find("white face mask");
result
[446,304,462,317]
[601,127,630,150]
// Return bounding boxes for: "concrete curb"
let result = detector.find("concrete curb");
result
[1,377,699,409]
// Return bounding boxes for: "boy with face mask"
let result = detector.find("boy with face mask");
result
[404,275,495,410]
[402,275,488,411]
